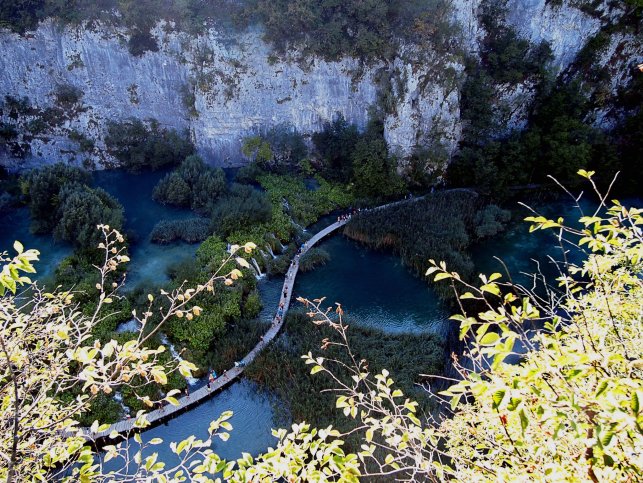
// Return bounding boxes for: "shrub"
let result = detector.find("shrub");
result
[53,184,124,248]
[298,247,330,272]
[210,184,272,237]
[127,29,159,56]
[105,118,193,172]
[344,190,480,300]
[152,172,191,206]
[150,218,211,244]
[312,115,360,181]
[242,291,262,319]
[153,155,227,212]
[474,204,511,238]
[53,83,83,108]
[22,163,91,234]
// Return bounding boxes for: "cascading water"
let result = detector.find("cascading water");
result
[160,334,199,386]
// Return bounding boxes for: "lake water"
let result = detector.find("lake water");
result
[93,168,200,288]
[0,205,73,282]
[99,380,278,477]
[3,168,639,472]
[294,233,450,335]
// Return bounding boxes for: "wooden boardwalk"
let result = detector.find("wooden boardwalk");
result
[75,218,350,441]
[73,190,472,441]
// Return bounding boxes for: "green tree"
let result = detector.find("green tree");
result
[351,136,404,199]
[153,171,191,206]
[241,136,273,169]
[22,163,91,234]
[2,175,641,482]
[105,119,193,172]
[53,184,124,248]
[0,226,257,481]
[210,184,272,237]
[312,115,360,181]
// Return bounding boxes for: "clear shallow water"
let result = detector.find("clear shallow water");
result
[100,381,278,475]
[93,168,199,288]
[0,206,72,282]
[294,234,450,336]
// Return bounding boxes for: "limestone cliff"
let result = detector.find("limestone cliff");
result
[0,0,639,170]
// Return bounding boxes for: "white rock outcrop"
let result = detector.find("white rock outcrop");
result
[0,0,638,169]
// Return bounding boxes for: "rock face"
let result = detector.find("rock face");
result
[0,0,639,170]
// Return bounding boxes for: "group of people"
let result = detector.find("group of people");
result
[337,208,361,223]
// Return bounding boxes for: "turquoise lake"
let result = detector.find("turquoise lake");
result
[2,168,638,471]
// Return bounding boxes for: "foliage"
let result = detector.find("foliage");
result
[312,115,360,182]
[351,134,405,200]
[21,163,91,233]
[210,183,272,237]
[424,176,643,481]
[150,218,211,244]
[53,83,84,108]
[153,155,227,212]
[234,161,263,185]
[451,80,619,195]
[3,174,641,482]
[246,309,444,449]
[344,190,482,300]
[480,14,552,85]
[0,0,246,37]
[298,247,330,272]
[257,173,354,227]
[158,235,260,362]
[242,291,262,319]
[0,225,260,481]
[104,118,193,172]
[246,0,456,61]
[241,126,307,174]
[21,164,123,247]
[474,204,511,238]
[53,184,124,247]
[241,136,272,166]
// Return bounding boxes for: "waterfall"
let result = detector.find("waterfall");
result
[265,245,277,259]
[113,391,130,415]
[160,334,199,386]
[250,257,264,279]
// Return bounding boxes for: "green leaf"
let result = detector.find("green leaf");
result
[631,390,642,414]
[433,272,452,282]
[492,390,505,410]
[310,365,323,375]
[519,409,529,433]
[480,332,500,346]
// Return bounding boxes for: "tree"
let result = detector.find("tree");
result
[105,119,194,172]
[54,184,124,247]
[0,226,257,481]
[22,163,91,234]
[210,184,272,237]
[153,171,191,207]
[312,115,360,181]
[2,175,641,482]
[351,136,404,199]
[241,136,272,168]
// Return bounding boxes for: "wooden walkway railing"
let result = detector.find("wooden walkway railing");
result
[75,218,350,440]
